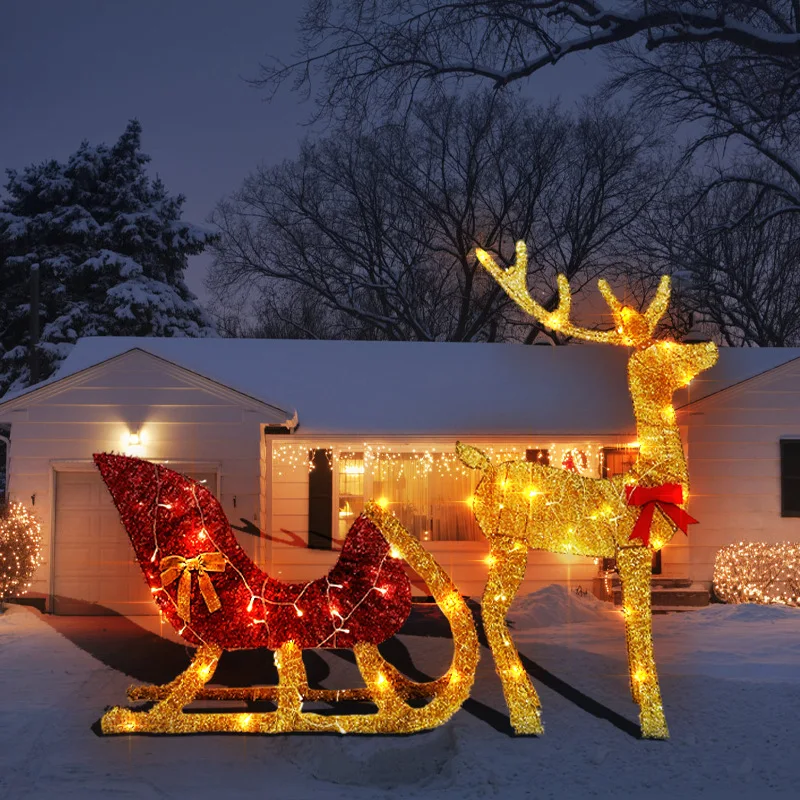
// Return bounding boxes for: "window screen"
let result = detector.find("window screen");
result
[602,447,638,479]
[780,440,800,517]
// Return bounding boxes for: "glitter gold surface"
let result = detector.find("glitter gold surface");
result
[468,242,719,739]
[100,501,479,735]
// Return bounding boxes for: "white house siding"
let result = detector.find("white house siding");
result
[678,361,800,587]
[10,337,788,614]
[0,350,283,610]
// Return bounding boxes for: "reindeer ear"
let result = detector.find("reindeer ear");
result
[456,442,492,472]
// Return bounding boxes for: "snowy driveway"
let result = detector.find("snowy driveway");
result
[2,588,800,799]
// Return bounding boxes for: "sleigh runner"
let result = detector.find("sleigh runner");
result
[95,453,479,735]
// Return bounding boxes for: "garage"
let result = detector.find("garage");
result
[53,467,217,615]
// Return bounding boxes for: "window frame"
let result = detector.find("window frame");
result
[780,439,800,518]
[330,447,483,543]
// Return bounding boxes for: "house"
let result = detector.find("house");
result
[0,337,799,618]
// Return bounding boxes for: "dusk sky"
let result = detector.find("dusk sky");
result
[2,0,606,302]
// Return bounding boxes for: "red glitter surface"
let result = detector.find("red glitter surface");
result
[93,454,412,650]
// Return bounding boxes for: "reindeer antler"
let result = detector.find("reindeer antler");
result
[476,241,671,347]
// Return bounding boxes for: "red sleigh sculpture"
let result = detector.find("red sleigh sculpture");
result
[95,454,478,735]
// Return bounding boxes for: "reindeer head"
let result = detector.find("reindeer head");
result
[476,241,718,400]
[455,442,501,537]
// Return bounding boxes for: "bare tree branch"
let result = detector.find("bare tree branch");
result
[627,173,800,345]
[208,91,664,342]
[257,1,800,120]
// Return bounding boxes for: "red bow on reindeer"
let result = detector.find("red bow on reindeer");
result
[625,483,698,547]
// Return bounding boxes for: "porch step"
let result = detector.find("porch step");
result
[593,576,710,610]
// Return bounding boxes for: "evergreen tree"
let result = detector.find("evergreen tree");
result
[0,120,217,396]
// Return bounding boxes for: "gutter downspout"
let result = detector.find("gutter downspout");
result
[0,430,9,503]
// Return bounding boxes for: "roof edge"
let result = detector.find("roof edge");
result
[0,347,297,423]
[678,352,800,412]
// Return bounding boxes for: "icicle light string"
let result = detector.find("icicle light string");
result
[272,442,613,479]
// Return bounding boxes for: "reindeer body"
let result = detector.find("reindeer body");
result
[464,241,718,739]
[472,463,632,557]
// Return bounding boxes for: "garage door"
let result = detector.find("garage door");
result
[53,469,216,615]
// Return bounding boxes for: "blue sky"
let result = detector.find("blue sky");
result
[2,0,607,302]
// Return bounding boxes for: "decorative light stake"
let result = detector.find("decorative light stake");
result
[466,241,719,739]
[94,454,478,735]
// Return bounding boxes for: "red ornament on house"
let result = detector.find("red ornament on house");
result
[560,448,587,473]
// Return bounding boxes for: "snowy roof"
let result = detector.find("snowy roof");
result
[4,338,800,437]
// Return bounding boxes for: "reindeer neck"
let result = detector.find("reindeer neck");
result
[628,377,688,490]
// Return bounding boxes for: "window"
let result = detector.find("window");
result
[526,449,550,466]
[601,445,661,574]
[338,454,365,538]
[780,440,800,517]
[334,451,482,542]
[602,447,638,479]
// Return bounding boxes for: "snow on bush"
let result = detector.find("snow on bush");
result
[506,583,617,628]
[0,120,218,397]
[714,541,800,606]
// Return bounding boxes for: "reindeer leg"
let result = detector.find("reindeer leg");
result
[483,538,543,735]
[617,546,669,739]
[101,643,223,733]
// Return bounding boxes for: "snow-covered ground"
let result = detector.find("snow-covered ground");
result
[2,588,800,799]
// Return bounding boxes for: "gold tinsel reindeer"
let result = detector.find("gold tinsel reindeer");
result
[457,242,718,738]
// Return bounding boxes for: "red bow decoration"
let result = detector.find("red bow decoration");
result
[625,483,698,547]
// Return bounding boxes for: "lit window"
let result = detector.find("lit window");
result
[338,455,364,537]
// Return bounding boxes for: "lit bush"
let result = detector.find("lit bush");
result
[714,542,800,606]
[0,502,42,605]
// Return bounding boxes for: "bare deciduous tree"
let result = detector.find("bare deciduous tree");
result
[262,1,800,217]
[258,1,800,118]
[630,177,800,346]
[610,16,800,219]
[208,92,665,342]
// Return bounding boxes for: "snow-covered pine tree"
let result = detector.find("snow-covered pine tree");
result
[0,120,217,397]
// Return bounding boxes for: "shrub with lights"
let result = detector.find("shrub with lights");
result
[0,502,43,607]
[714,542,800,606]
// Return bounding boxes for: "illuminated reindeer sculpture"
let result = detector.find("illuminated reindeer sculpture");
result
[457,242,718,739]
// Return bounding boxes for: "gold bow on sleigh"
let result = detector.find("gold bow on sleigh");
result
[160,552,226,623]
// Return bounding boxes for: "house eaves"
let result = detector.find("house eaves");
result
[678,352,800,413]
[0,348,298,427]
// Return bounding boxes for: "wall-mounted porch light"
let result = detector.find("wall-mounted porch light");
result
[120,427,146,456]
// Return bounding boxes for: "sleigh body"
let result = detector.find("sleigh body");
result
[94,454,478,735]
